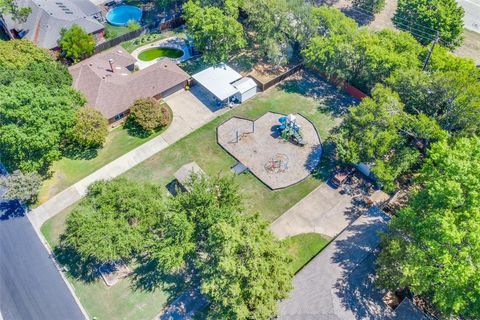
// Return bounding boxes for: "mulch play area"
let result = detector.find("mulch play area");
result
[217,112,321,189]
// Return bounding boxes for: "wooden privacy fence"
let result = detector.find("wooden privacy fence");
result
[94,16,184,54]
[249,63,304,92]
[94,27,146,53]
[248,62,368,101]
[320,73,368,100]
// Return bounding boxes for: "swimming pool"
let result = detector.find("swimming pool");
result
[106,5,142,27]
[138,47,184,61]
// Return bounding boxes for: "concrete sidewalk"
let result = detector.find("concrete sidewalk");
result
[28,90,226,230]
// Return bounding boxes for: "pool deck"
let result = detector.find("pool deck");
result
[131,37,191,70]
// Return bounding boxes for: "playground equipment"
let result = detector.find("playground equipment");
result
[278,114,304,146]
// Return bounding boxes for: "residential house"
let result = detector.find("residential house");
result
[1,0,104,49]
[69,46,190,123]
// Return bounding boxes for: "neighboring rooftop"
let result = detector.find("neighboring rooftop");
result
[3,0,103,49]
[277,207,431,320]
[70,46,190,120]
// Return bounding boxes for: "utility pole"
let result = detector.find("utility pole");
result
[422,31,440,71]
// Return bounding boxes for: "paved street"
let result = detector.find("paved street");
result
[0,193,84,320]
[458,0,480,33]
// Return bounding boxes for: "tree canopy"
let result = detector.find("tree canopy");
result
[0,170,42,204]
[387,69,480,135]
[303,19,422,93]
[170,174,293,319]
[184,0,246,64]
[62,174,292,319]
[334,85,447,191]
[200,213,292,319]
[0,40,86,173]
[0,81,84,172]
[393,0,464,49]
[58,25,95,62]
[128,98,171,132]
[0,0,31,22]
[0,40,52,69]
[69,108,108,149]
[377,137,480,318]
[64,179,175,263]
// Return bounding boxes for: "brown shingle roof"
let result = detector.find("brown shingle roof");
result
[70,46,190,120]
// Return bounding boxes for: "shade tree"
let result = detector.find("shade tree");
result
[128,98,171,132]
[386,69,480,135]
[69,108,108,149]
[183,0,246,64]
[0,170,42,204]
[334,85,447,191]
[393,0,464,49]
[62,178,192,264]
[376,137,480,318]
[303,25,422,93]
[58,25,95,62]
[0,81,84,172]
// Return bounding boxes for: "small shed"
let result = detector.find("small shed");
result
[173,162,205,191]
[232,77,258,102]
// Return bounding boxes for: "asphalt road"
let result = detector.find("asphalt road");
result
[0,185,85,319]
[457,0,480,33]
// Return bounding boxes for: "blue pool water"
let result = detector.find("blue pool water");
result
[106,5,142,27]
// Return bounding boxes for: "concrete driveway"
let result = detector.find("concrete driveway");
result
[270,182,367,239]
[161,89,225,143]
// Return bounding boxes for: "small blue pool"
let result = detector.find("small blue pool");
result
[106,5,142,27]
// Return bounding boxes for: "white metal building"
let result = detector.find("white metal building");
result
[192,64,257,104]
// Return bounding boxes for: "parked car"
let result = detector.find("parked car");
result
[330,168,355,188]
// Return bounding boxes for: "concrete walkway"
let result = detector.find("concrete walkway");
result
[270,183,367,240]
[28,90,227,230]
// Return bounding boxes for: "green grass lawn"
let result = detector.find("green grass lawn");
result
[41,207,171,320]
[104,24,132,40]
[38,117,169,205]
[138,47,184,61]
[283,233,331,274]
[122,83,342,221]
[40,72,355,319]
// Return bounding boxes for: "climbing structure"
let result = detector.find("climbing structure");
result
[278,114,305,146]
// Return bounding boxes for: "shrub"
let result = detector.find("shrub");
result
[352,0,386,14]
[58,24,95,62]
[127,20,141,31]
[104,29,118,39]
[70,108,108,148]
[128,98,171,132]
[0,170,42,204]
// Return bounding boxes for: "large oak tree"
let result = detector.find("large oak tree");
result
[377,137,480,318]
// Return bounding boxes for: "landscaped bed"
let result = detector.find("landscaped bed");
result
[41,71,356,319]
